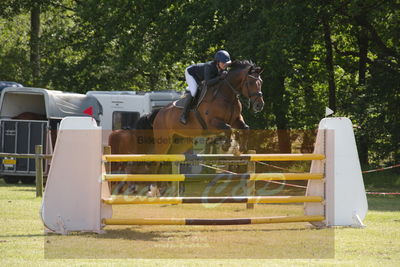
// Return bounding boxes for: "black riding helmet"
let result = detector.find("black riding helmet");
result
[214,50,232,64]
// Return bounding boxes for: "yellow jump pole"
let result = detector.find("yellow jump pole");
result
[103,153,325,162]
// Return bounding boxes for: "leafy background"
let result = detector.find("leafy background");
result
[0,0,399,167]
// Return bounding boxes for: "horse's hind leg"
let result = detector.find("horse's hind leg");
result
[147,130,172,197]
[109,162,127,195]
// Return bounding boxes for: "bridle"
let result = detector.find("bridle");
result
[224,72,263,107]
[245,74,263,98]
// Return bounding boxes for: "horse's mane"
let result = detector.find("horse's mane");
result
[229,60,255,71]
[134,109,160,130]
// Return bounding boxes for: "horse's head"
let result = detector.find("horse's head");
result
[243,66,264,113]
[227,60,264,113]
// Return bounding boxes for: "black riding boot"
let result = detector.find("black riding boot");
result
[180,93,193,124]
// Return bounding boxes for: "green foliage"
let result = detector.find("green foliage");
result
[0,0,399,166]
[0,14,31,83]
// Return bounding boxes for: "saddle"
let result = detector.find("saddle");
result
[173,82,208,110]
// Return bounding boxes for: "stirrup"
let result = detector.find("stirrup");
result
[180,115,188,125]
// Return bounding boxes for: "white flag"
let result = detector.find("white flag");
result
[325,107,334,117]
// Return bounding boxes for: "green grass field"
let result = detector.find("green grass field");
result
[0,177,399,266]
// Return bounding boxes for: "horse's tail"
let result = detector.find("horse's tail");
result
[108,129,122,154]
[134,108,161,130]
[132,109,161,154]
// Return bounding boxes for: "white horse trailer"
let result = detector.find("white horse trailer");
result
[86,90,181,128]
[0,88,182,184]
[86,90,182,145]
[0,87,102,184]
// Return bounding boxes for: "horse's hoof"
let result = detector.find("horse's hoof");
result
[147,192,161,197]
[155,190,161,197]
[233,149,241,156]
[146,191,154,197]
[127,186,137,194]
[222,143,230,152]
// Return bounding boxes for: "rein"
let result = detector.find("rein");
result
[224,73,263,107]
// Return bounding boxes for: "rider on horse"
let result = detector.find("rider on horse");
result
[180,50,232,124]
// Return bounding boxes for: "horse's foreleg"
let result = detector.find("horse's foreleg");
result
[209,119,233,152]
[232,119,250,153]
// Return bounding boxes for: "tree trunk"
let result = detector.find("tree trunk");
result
[322,17,336,112]
[357,26,369,165]
[271,75,291,153]
[358,26,368,85]
[30,2,41,85]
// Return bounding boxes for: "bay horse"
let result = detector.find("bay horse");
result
[108,60,264,196]
[144,60,264,196]
[152,60,264,156]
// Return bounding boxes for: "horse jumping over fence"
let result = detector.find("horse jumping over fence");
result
[108,60,264,196]
[151,60,264,155]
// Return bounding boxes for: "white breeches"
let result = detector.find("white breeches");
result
[185,67,198,97]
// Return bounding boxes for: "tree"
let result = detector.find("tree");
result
[1,0,399,165]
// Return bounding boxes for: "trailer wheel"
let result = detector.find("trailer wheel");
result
[3,176,20,184]
[20,177,36,184]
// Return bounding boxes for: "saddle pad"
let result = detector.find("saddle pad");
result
[173,85,208,109]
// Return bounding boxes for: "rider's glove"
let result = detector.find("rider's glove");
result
[219,71,228,80]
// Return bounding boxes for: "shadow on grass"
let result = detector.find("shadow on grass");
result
[0,233,46,238]
[92,226,324,241]
[94,228,164,241]
[0,180,36,191]
[11,188,36,192]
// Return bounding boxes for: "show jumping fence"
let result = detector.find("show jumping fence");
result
[101,151,326,226]
[40,116,368,234]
